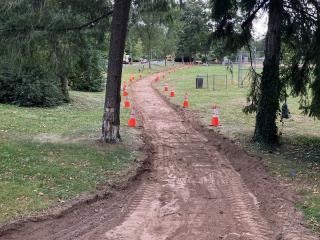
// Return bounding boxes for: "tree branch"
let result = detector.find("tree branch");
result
[0,10,113,36]
[61,10,114,31]
[241,0,269,29]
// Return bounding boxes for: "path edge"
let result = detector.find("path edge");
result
[0,131,154,237]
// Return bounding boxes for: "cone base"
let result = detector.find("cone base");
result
[183,101,189,108]
[128,118,136,127]
[211,117,219,126]
[124,101,131,108]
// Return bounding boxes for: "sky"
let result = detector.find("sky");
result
[252,10,268,40]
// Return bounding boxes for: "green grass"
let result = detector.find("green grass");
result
[297,196,320,232]
[0,64,162,224]
[155,65,320,232]
[0,141,133,222]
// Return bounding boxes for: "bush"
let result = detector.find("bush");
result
[0,62,64,107]
[69,50,105,92]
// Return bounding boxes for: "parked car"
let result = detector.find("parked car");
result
[166,55,174,61]
[123,53,130,64]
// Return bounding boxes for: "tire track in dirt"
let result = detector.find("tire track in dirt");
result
[100,75,276,239]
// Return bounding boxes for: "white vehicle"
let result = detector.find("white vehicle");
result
[123,53,130,64]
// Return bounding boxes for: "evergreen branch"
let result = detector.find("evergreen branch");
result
[241,0,269,29]
[0,10,113,36]
[60,10,114,31]
[283,3,317,24]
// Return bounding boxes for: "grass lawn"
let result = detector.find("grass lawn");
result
[155,65,320,232]
[0,63,171,224]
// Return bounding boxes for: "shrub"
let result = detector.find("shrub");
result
[69,50,105,92]
[0,61,64,107]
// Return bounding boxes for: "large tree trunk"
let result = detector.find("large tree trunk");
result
[102,0,132,143]
[60,75,69,102]
[52,39,70,102]
[253,0,283,144]
[148,34,152,69]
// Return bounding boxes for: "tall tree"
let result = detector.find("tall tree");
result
[131,0,174,68]
[159,8,181,66]
[254,0,283,143]
[178,0,211,62]
[102,0,132,142]
[211,0,320,144]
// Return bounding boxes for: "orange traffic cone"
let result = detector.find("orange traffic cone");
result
[211,105,219,126]
[183,93,189,108]
[128,107,136,127]
[130,74,135,82]
[123,89,128,96]
[170,89,175,97]
[123,81,127,91]
[164,83,169,92]
[124,97,131,108]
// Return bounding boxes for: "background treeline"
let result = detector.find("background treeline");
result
[127,0,225,65]
[0,0,261,108]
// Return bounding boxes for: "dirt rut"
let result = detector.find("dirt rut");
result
[0,74,318,240]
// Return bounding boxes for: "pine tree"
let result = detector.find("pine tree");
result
[211,0,320,144]
[0,0,112,106]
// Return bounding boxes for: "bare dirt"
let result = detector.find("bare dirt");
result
[0,73,318,240]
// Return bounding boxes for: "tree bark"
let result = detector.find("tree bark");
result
[60,75,69,102]
[253,0,283,144]
[102,0,132,143]
[148,33,152,69]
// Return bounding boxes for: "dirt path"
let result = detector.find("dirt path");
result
[0,74,318,240]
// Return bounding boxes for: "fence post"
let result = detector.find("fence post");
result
[238,63,241,88]
[213,75,215,91]
[225,75,228,89]
[231,62,234,84]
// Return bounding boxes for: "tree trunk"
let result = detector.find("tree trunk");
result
[52,39,70,102]
[102,0,132,143]
[253,0,283,144]
[148,35,152,69]
[60,75,69,102]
